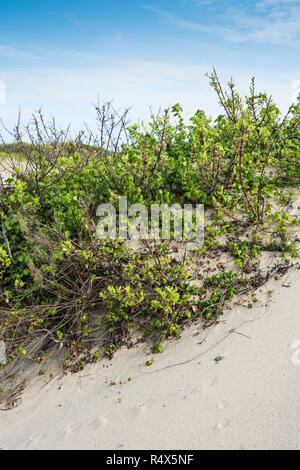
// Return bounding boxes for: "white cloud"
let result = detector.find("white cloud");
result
[0,44,24,57]
[0,62,214,133]
[148,1,300,45]
[145,6,242,40]
[0,61,296,136]
[256,0,299,9]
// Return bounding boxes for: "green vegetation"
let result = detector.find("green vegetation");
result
[0,72,299,389]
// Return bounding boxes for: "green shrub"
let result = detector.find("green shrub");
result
[0,72,299,385]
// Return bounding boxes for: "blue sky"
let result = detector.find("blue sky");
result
[0,0,300,133]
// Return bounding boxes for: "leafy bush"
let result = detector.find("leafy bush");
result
[0,72,299,387]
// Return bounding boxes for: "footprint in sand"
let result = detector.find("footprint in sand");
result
[24,433,45,448]
[214,400,231,431]
[214,419,231,431]
[89,417,109,429]
[129,398,155,418]
[217,400,229,411]
[202,375,219,393]
[63,423,76,439]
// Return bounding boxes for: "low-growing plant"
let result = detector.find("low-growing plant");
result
[0,71,299,395]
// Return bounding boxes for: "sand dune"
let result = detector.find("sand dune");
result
[0,265,299,450]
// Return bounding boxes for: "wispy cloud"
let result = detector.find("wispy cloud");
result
[144,5,244,41]
[146,1,300,46]
[237,2,300,45]
[0,60,295,135]
[0,61,212,131]
[0,43,107,66]
[256,0,299,9]
[0,44,39,62]
[0,44,23,57]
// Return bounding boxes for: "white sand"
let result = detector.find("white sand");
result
[0,265,299,450]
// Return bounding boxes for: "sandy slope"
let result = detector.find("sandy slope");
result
[0,265,299,450]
